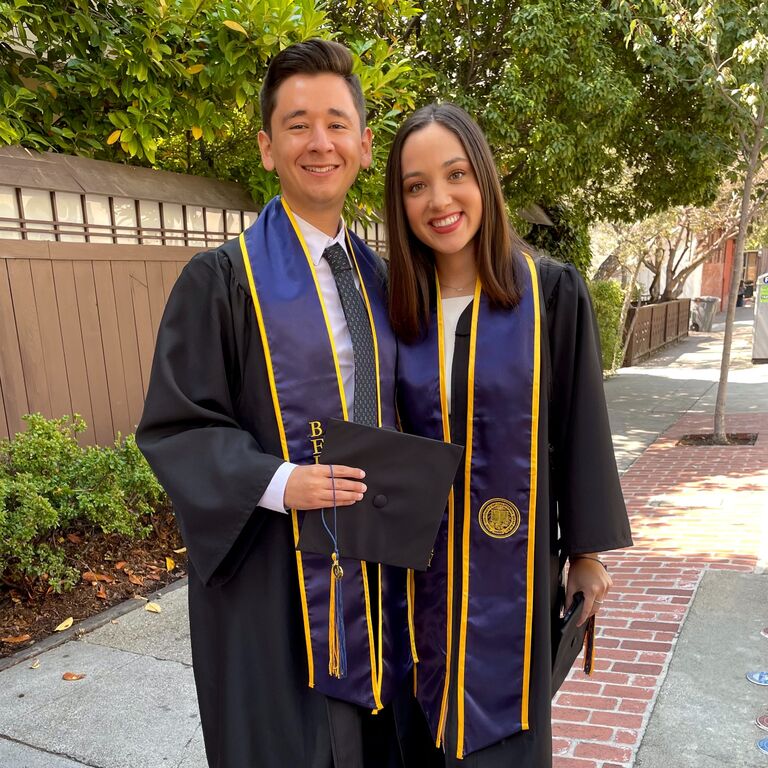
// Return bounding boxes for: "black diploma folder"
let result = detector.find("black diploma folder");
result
[297,418,464,571]
[552,591,596,695]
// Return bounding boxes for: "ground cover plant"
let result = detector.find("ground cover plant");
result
[0,414,184,657]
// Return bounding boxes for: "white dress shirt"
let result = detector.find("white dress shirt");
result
[441,295,474,416]
[257,213,360,512]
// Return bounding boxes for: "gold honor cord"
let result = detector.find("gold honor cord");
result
[377,562,384,703]
[280,198,383,709]
[361,564,384,711]
[239,231,314,688]
[520,254,541,728]
[406,569,419,664]
[455,278,482,759]
[435,274,456,748]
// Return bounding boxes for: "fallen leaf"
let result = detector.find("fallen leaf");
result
[62,672,85,681]
[128,574,144,586]
[30,659,40,669]
[173,547,187,554]
[115,561,127,570]
[165,557,175,572]
[66,533,82,544]
[145,602,162,613]
[54,617,74,632]
[95,585,107,600]
[145,573,160,581]
[1,634,31,644]
[82,571,113,583]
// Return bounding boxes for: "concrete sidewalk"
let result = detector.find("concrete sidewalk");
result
[1,307,766,768]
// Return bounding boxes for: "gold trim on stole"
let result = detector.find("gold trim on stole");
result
[455,278,482,758]
[521,253,541,728]
[435,274,457,747]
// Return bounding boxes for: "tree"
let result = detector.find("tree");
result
[0,0,427,213]
[602,188,745,303]
[326,1,735,237]
[619,0,768,443]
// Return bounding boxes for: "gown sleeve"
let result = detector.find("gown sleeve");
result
[136,250,283,586]
[539,259,633,556]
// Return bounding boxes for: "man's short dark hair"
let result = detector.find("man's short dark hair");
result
[259,39,367,135]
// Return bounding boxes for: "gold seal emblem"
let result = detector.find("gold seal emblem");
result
[478,498,520,539]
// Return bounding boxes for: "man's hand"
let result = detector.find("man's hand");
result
[284,464,367,510]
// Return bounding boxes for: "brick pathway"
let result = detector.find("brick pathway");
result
[552,412,768,768]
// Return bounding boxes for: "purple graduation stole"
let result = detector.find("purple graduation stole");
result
[239,196,410,709]
[396,255,542,757]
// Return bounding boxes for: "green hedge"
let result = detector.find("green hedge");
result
[0,414,165,592]
[589,279,625,371]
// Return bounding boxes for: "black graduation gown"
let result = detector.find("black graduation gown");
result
[136,240,404,768]
[408,257,633,767]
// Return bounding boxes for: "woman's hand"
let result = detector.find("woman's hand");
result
[283,464,367,510]
[566,554,612,626]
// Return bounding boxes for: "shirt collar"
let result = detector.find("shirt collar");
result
[292,211,348,266]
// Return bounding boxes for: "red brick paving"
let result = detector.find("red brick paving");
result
[552,412,768,767]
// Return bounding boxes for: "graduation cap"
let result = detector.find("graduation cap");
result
[297,418,464,571]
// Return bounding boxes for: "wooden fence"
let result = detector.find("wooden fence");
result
[623,298,691,367]
[0,241,198,444]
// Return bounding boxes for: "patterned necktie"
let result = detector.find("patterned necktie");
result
[323,243,378,426]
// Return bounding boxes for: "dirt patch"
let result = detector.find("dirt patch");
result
[676,432,758,446]
[0,506,186,658]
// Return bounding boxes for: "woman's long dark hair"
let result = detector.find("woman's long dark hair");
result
[385,103,526,342]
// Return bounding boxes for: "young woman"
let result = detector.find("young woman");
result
[385,103,632,766]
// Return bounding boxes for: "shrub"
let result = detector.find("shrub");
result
[0,414,165,592]
[589,279,625,371]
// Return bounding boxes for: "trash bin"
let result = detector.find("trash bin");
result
[690,296,718,331]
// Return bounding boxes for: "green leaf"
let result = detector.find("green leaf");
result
[223,20,247,36]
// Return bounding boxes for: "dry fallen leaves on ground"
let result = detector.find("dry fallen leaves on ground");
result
[62,672,85,681]
[54,617,74,632]
[1,633,31,644]
[145,602,162,613]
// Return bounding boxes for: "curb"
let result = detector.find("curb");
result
[0,576,188,673]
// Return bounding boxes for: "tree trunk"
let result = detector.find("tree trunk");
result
[615,256,644,369]
[713,77,767,442]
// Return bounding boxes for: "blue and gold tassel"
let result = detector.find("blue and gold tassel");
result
[323,465,347,679]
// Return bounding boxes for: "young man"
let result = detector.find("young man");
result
[137,40,413,768]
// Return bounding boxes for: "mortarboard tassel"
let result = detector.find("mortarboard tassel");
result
[323,465,347,679]
[328,553,347,678]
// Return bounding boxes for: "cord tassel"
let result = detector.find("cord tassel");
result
[328,553,347,678]
[322,465,347,679]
